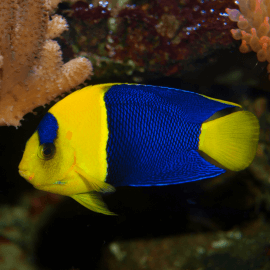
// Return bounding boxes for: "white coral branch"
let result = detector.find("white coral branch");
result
[47,15,69,39]
[0,0,93,127]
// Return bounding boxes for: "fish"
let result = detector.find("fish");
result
[18,83,260,215]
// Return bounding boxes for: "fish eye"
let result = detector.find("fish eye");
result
[38,143,56,160]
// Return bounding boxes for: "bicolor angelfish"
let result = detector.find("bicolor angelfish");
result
[19,83,259,214]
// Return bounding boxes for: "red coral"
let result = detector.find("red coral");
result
[29,192,62,218]
[70,0,239,76]
[72,1,111,21]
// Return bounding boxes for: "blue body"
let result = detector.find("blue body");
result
[104,84,235,187]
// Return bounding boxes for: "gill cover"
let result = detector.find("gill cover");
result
[47,84,117,214]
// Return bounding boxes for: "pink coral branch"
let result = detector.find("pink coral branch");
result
[226,0,270,80]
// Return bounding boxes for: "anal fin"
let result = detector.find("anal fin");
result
[120,150,226,187]
[71,192,116,215]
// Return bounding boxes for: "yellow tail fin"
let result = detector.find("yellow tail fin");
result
[199,111,259,171]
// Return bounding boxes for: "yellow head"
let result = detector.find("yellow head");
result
[19,112,87,195]
[18,85,116,215]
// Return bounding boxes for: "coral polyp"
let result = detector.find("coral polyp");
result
[226,0,270,77]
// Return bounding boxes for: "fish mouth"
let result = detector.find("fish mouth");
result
[19,170,35,181]
[18,169,63,187]
[19,169,66,188]
[19,151,77,193]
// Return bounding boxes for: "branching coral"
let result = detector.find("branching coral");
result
[226,0,270,73]
[0,0,93,127]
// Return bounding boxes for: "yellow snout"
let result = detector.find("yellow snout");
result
[19,170,35,182]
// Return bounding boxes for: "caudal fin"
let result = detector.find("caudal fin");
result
[199,111,259,171]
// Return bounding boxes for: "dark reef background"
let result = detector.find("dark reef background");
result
[1,1,270,270]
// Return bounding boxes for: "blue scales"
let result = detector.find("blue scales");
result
[104,84,236,187]
[37,113,58,145]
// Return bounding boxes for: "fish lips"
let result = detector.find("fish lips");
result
[18,169,35,182]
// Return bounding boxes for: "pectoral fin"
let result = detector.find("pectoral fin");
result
[74,164,115,193]
[71,191,116,215]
